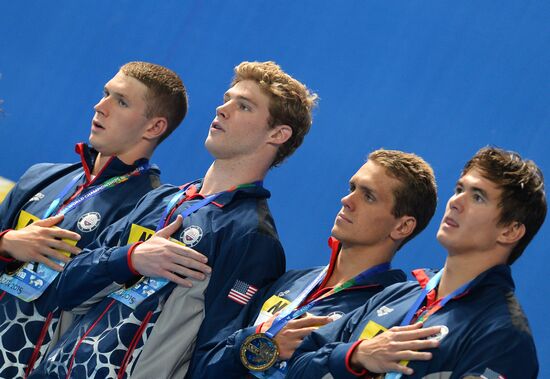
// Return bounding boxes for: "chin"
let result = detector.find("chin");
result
[436,233,454,251]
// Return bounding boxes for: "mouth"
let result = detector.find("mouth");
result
[442,216,459,228]
[92,120,105,131]
[336,212,352,224]
[210,120,224,132]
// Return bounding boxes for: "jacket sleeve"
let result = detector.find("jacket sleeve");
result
[0,170,28,271]
[193,325,262,378]
[52,214,137,311]
[190,283,274,379]
[186,231,285,378]
[0,163,77,272]
[287,308,368,379]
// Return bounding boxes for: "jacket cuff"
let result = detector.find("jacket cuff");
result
[108,244,141,283]
[0,230,15,263]
[127,242,143,275]
[345,340,370,377]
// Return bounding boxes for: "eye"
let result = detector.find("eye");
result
[103,89,109,98]
[454,185,464,195]
[473,193,485,203]
[364,191,376,203]
[239,102,250,111]
[118,98,128,108]
[348,183,356,192]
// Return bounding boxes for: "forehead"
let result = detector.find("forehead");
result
[106,71,149,100]
[352,161,401,199]
[226,80,271,108]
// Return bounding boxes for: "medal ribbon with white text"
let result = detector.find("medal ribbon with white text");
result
[0,163,151,301]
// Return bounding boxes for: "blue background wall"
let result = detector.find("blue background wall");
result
[1,1,548,375]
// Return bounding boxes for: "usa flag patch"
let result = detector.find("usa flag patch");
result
[228,280,258,305]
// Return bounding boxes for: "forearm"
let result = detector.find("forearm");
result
[53,244,137,310]
[192,325,259,379]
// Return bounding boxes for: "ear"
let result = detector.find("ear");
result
[267,125,292,147]
[143,117,168,141]
[390,216,417,243]
[497,221,526,245]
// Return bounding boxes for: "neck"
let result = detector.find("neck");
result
[92,149,153,176]
[437,251,504,300]
[92,153,112,176]
[199,158,268,195]
[325,244,393,287]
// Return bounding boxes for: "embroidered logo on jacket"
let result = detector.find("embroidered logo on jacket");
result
[327,311,344,321]
[429,325,449,342]
[180,225,203,247]
[376,305,394,317]
[228,280,258,305]
[29,192,45,202]
[77,212,101,232]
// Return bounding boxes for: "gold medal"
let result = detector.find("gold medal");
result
[240,333,279,371]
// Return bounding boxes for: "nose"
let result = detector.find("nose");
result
[340,192,355,211]
[94,97,108,116]
[216,101,230,119]
[448,191,464,212]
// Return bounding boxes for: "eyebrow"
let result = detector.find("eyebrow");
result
[456,180,490,200]
[224,92,258,107]
[104,86,128,100]
[351,179,378,198]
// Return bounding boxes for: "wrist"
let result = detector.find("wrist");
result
[0,230,15,260]
[127,242,144,275]
[346,340,370,376]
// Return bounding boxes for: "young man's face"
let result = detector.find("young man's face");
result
[331,161,404,249]
[89,71,152,159]
[205,79,273,160]
[437,168,504,255]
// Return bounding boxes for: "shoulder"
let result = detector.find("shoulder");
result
[224,197,279,241]
[280,267,325,282]
[21,162,78,181]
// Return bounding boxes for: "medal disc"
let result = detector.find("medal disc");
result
[240,333,279,371]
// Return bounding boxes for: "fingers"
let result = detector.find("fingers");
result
[392,325,442,342]
[49,227,82,244]
[290,315,332,329]
[160,270,194,288]
[156,215,183,238]
[179,245,209,264]
[286,326,321,340]
[34,214,64,227]
[386,362,415,376]
[34,255,64,272]
[394,338,440,352]
[390,322,425,332]
[171,252,210,275]
[42,247,72,263]
[166,261,209,281]
[392,349,433,362]
[47,239,82,256]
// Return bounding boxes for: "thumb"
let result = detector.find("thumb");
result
[34,214,64,227]
[156,214,183,239]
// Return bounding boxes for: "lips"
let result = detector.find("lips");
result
[210,120,224,132]
[337,213,352,224]
[92,120,105,130]
[443,216,459,228]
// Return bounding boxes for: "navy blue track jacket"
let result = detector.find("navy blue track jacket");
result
[287,265,538,379]
[190,237,407,379]
[31,180,285,378]
[0,143,160,378]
